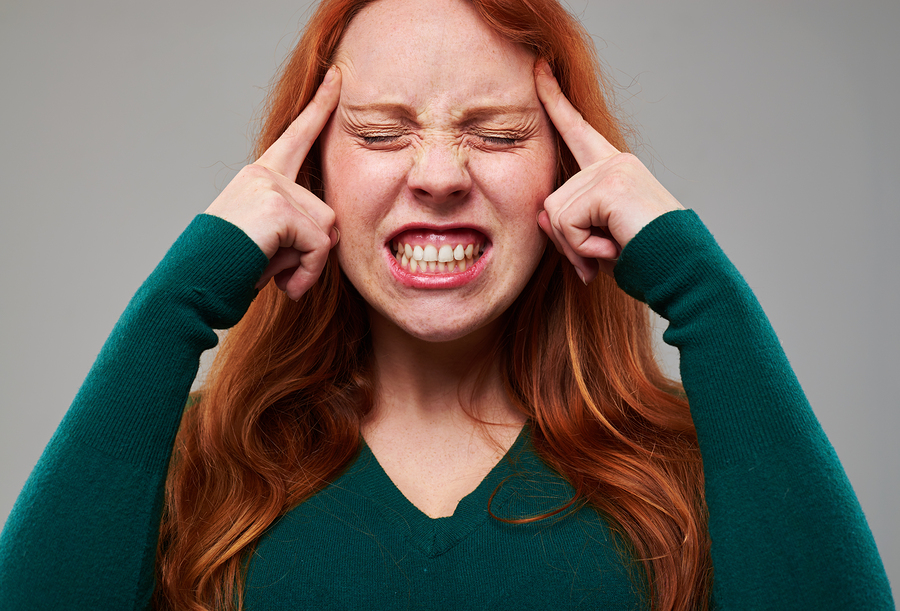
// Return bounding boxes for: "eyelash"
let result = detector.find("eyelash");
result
[362,135,401,145]
[479,135,518,146]
[358,133,520,147]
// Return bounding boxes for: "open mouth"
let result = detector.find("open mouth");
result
[390,229,487,275]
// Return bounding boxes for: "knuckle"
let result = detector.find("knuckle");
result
[311,231,332,252]
[613,152,641,168]
[282,114,309,141]
[571,115,591,139]
[241,163,268,180]
[280,124,303,144]
[304,93,328,117]
[560,221,581,243]
[321,206,336,227]
[548,207,564,228]
[600,164,635,194]
[557,203,572,223]
[543,191,562,212]
[244,164,282,189]
[258,190,290,215]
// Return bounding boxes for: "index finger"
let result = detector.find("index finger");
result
[256,65,342,179]
[534,61,618,169]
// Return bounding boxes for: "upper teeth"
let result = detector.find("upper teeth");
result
[394,241,482,273]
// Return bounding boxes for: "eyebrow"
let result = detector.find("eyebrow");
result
[344,102,539,125]
[344,103,418,121]
[459,104,540,124]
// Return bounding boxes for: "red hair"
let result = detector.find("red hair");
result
[154,1,711,609]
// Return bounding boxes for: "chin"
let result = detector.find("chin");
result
[368,303,508,345]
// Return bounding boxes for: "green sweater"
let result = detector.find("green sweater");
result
[0,210,893,609]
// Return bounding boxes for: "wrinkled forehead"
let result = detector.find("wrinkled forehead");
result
[333,0,538,113]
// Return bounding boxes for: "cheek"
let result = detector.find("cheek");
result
[323,146,409,224]
[471,150,556,224]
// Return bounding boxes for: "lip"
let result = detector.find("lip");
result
[387,222,491,244]
[384,223,491,289]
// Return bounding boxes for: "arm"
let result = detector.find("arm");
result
[0,67,344,610]
[615,209,894,609]
[534,63,894,609]
[0,215,268,609]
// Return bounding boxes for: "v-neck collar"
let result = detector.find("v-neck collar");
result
[348,424,531,558]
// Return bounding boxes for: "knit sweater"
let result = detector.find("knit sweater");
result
[0,210,893,609]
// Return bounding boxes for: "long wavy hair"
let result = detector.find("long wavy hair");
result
[154,0,711,609]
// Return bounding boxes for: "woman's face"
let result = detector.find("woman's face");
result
[321,0,557,343]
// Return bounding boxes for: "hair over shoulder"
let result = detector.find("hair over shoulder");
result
[154,1,711,609]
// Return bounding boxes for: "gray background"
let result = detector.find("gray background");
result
[2,0,897,591]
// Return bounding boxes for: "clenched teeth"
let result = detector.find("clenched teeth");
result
[394,241,482,274]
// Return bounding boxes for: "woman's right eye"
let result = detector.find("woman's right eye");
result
[362,135,401,145]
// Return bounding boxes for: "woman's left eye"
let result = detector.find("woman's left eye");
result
[479,135,518,146]
[362,135,400,145]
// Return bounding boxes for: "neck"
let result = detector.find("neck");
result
[360,308,526,519]
[363,308,523,433]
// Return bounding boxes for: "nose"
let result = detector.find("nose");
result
[406,139,472,206]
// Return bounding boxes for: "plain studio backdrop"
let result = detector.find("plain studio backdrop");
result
[1,0,898,592]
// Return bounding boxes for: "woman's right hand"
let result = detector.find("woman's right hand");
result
[205,66,342,301]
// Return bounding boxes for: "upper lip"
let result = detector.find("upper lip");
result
[386,222,492,244]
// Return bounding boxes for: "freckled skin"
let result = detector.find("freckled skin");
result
[320,0,557,345]
[202,0,684,518]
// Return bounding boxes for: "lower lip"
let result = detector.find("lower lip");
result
[385,247,488,289]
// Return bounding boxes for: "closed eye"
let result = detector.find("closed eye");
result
[363,135,401,145]
[480,135,518,146]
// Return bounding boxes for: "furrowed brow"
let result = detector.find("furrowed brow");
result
[459,104,539,124]
[344,103,417,121]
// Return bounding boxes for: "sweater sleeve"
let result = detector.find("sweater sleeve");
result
[614,209,894,610]
[0,215,269,610]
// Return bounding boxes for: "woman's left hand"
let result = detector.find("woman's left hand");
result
[534,62,684,283]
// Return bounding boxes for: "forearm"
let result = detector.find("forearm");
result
[616,210,894,609]
[0,215,267,610]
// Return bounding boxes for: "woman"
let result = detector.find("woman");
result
[0,0,892,609]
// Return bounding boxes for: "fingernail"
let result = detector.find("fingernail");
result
[575,268,587,285]
[324,65,337,84]
[331,226,341,247]
[535,59,552,77]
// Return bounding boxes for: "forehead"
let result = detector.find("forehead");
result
[334,0,538,113]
